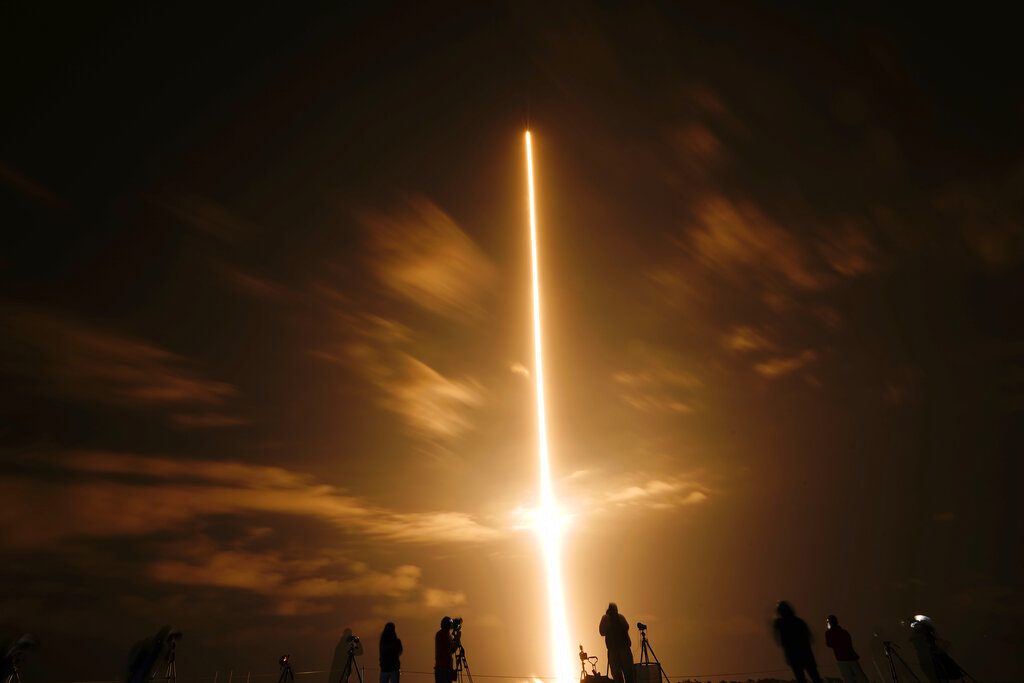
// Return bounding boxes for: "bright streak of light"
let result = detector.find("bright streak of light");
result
[525,131,575,683]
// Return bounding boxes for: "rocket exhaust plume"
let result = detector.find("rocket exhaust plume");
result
[525,131,574,683]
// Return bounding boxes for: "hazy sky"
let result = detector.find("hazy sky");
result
[1,4,1021,683]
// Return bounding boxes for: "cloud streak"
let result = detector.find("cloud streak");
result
[314,313,484,442]
[359,196,497,321]
[0,451,501,547]
[0,308,239,415]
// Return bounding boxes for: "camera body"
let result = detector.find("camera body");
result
[450,617,463,632]
[279,655,290,667]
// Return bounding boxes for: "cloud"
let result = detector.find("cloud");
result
[817,221,878,276]
[0,451,502,547]
[359,197,497,320]
[721,326,775,353]
[604,477,709,509]
[689,194,823,291]
[0,308,237,409]
[510,471,711,530]
[753,349,818,377]
[509,362,531,379]
[315,313,483,441]
[145,537,462,617]
[170,412,249,428]
[613,342,701,414]
[153,189,251,244]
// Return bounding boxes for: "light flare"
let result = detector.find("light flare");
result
[525,131,575,683]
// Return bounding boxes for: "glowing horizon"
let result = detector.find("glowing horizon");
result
[525,131,575,683]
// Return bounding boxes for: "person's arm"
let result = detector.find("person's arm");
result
[599,616,608,636]
[397,639,403,656]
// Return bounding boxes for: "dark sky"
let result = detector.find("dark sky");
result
[1,3,1022,683]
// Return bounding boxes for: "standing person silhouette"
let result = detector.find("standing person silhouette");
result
[433,617,455,683]
[379,623,402,683]
[825,615,869,683]
[772,601,822,683]
[599,603,634,683]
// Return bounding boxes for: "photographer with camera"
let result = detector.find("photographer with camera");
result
[331,629,364,683]
[434,617,457,683]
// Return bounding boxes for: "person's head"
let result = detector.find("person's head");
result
[382,622,396,639]
[441,616,452,630]
[826,615,838,630]
[776,601,794,618]
[607,603,618,616]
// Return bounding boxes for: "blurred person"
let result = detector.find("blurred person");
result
[825,615,869,683]
[331,629,364,683]
[434,617,456,683]
[599,603,634,683]
[772,601,822,683]
[379,622,403,683]
[908,617,964,683]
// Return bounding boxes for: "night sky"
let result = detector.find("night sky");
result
[1,3,1022,683]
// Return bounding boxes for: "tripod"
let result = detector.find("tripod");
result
[158,640,177,683]
[454,641,474,683]
[340,642,365,683]
[278,657,295,683]
[882,641,920,683]
[637,627,671,683]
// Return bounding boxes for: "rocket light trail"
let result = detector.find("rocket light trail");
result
[525,131,575,683]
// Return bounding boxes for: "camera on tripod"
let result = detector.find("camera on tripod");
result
[451,618,463,632]
[279,655,290,667]
[636,623,647,632]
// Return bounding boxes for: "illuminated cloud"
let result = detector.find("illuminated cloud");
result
[0,308,237,409]
[316,313,483,441]
[754,349,818,377]
[0,451,502,547]
[817,221,878,276]
[690,194,823,291]
[721,325,775,353]
[604,477,709,509]
[360,196,497,321]
[613,342,701,414]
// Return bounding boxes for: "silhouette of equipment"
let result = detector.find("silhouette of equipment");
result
[126,626,181,683]
[454,631,473,683]
[881,641,920,683]
[579,645,611,683]
[634,623,670,683]
[278,655,295,683]
[339,637,364,683]
[2,634,39,683]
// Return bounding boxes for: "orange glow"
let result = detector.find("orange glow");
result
[525,131,574,683]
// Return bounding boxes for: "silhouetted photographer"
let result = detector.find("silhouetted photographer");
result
[772,601,821,683]
[2,634,38,683]
[434,617,458,683]
[599,603,634,683]
[825,615,869,683]
[332,629,364,683]
[126,626,181,683]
